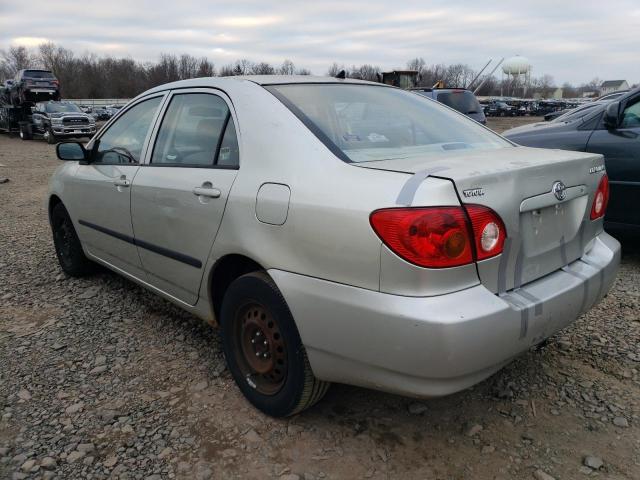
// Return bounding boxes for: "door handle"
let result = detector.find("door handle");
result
[113,176,130,187]
[193,186,221,198]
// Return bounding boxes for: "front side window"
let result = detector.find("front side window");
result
[620,98,640,129]
[94,96,162,164]
[268,84,509,163]
[151,93,232,167]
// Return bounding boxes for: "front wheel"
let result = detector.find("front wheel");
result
[19,124,32,140]
[50,202,95,276]
[220,272,330,417]
[45,127,57,144]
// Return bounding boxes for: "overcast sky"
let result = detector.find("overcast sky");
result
[1,0,638,85]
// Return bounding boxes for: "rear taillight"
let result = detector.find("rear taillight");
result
[370,205,506,268]
[465,205,507,261]
[52,79,59,86]
[590,174,609,220]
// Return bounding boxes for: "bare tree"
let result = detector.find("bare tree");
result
[279,59,296,75]
[251,62,275,75]
[178,54,199,80]
[196,58,215,77]
[1,46,34,78]
[327,62,344,77]
[219,64,236,77]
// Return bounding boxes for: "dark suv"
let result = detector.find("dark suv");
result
[31,101,96,143]
[411,88,486,124]
[10,69,60,105]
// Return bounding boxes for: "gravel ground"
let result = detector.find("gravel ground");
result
[0,124,639,480]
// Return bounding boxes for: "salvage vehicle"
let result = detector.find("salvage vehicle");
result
[92,107,111,120]
[48,76,620,417]
[0,80,14,104]
[485,100,514,117]
[411,88,486,124]
[504,87,640,232]
[31,101,96,144]
[10,69,60,105]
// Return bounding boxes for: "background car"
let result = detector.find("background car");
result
[504,87,640,232]
[10,69,60,105]
[485,100,514,117]
[92,107,111,120]
[0,79,14,104]
[31,101,96,143]
[411,88,486,124]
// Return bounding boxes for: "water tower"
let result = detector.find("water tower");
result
[501,55,531,97]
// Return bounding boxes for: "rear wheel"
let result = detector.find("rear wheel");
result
[220,272,329,417]
[51,202,95,276]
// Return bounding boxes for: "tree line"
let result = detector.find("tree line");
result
[0,44,310,99]
[0,43,626,100]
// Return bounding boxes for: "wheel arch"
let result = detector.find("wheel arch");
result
[48,194,63,225]
[208,253,266,324]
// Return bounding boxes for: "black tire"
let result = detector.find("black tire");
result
[45,127,57,145]
[220,271,329,417]
[19,125,32,140]
[50,202,95,276]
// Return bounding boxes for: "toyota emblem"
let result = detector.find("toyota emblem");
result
[552,181,567,201]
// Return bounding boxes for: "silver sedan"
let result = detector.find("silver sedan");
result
[48,76,620,417]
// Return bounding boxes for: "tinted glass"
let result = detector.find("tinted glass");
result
[620,98,640,128]
[152,93,229,166]
[24,70,54,79]
[269,84,508,163]
[45,103,81,113]
[95,96,162,164]
[436,91,482,114]
[551,103,599,123]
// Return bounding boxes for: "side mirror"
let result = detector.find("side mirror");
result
[56,142,87,161]
[603,102,620,129]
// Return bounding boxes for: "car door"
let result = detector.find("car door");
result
[130,89,240,304]
[69,94,165,278]
[31,104,45,133]
[586,95,640,227]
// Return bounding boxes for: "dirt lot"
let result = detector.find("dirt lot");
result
[1,120,639,480]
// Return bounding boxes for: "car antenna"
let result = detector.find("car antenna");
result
[335,70,346,79]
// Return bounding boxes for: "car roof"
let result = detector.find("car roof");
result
[140,75,388,97]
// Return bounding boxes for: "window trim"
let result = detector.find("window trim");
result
[85,92,168,166]
[141,88,240,170]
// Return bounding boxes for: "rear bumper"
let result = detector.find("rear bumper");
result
[269,232,620,398]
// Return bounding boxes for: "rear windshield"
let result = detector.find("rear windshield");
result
[268,84,508,163]
[44,103,81,113]
[24,70,55,79]
[436,91,482,114]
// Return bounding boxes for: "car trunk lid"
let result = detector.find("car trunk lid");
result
[358,146,606,292]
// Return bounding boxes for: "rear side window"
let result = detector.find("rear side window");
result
[151,93,236,167]
[24,70,55,79]
[268,84,507,163]
[436,91,482,114]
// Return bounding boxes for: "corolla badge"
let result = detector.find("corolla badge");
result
[552,181,567,201]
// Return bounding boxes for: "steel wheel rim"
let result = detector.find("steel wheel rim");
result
[233,301,287,395]
[54,216,73,261]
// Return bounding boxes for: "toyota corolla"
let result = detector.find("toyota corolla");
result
[48,76,620,417]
